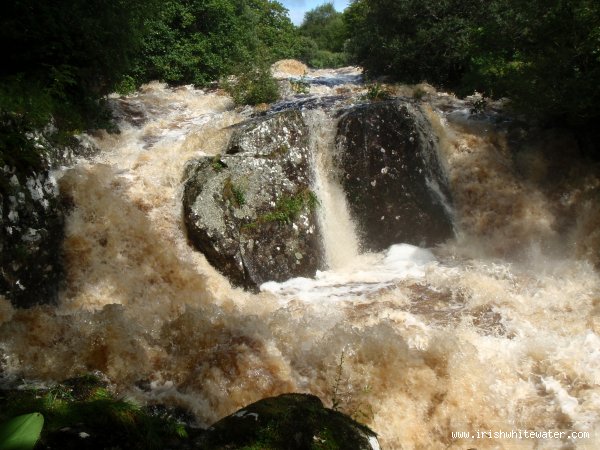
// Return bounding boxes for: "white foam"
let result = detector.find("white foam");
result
[261,244,436,302]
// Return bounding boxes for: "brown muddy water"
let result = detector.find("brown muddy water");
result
[1,67,599,449]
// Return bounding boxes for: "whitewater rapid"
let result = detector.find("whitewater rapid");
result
[1,68,599,449]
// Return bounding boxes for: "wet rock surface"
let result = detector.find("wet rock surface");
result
[336,99,454,251]
[1,167,64,307]
[183,110,322,290]
[0,122,98,308]
[200,393,379,450]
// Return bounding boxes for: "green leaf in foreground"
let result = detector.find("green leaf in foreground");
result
[0,413,44,450]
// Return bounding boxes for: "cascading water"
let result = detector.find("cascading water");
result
[1,70,600,449]
[304,109,360,269]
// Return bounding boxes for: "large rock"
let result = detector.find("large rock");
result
[336,100,454,251]
[183,110,322,290]
[0,166,64,307]
[200,393,380,450]
[0,118,99,307]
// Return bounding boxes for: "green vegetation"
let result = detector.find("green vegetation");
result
[290,77,311,95]
[222,63,280,106]
[0,375,188,450]
[344,0,476,88]
[130,0,300,87]
[344,0,600,136]
[2,0,599,175]
[262,188,319,224]
[0,0,301,177]
[212,154,227,172]
[298,3,349,68]
[223,177,246,208]
[242,188,318,231]
[362,83,393,102]
[0,0,159,174]
[0,0,159,131]
[0,413,44,450]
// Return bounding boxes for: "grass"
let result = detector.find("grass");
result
[362,83,393,102]
[264,188,319,224]
[211,154,227,172]
[223,176,246,208]
[240,187,319,233]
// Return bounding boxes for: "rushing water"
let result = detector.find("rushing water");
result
[1,68,600,449]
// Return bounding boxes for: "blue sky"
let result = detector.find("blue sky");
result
[280,0,351,25]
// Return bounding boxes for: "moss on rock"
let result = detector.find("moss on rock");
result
[200,393,379,450]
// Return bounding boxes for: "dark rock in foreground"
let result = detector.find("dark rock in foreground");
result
[337,100,454,251]
[1,375,380,450]
[200,393,380,450]
[183,110,322,290]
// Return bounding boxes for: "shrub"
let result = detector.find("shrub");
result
[223,64,280,106]
[115,75,137,96]
[0,375,188,450]
[362,83,393,102]
[262,188,319,225]
[307,51,349,69]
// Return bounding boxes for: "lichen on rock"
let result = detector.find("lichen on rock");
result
[336,99,454,251]
[183,110,323,290]
[0,166,64,307]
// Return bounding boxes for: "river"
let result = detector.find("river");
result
[0,65,599,449]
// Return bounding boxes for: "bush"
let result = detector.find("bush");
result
[308,50,349,69]
[344,0,477,87]
[0,0,159,132]
[0,375,189,450]
[115,75,137,96]
[223,64,280,106]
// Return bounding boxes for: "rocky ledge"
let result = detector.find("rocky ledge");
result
[0,120,98,307]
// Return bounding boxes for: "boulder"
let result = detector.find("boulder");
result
[0,166,64,307]
[200,393,380,450]
[183,110,322,290]
[336,100,454,251]
[0,118,99,307]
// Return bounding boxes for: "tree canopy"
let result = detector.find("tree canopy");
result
[130,0,300,86]
[0,0,159,129]
[297,2,348,68]
[344,0,600,130]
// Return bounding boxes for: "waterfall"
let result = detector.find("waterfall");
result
[1,70,600,449]
[304,109,360,269]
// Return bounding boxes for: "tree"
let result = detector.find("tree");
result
[467,0,600,128]
[344,0,481,87]
[300,3,347,53]
[0,0,159,129]
[345,0,600,136]
[131,0,301,86]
